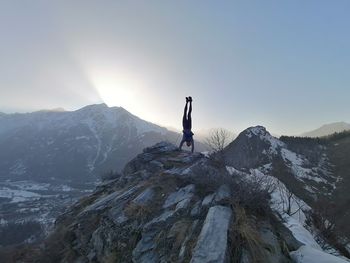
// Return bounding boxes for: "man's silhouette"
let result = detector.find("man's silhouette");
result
[179,96,194,153]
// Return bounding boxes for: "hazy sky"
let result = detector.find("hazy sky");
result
[1,1,350,135]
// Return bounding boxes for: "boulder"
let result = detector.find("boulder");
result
[163,184,195,208]
[133,187,155,205]
[214,184,231,203]
[190,205,232,263]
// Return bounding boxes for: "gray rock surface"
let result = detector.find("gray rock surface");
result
[175,197,192,211]
[163,184,195,208]
[190,201,202,216]
[190,205,233,263]
[133,187,155,205]
[144,210,175,229]
[143,141,178,153]
[258,222,293,263]
[32,141,306,263]
[202,193,215,207]
[214,184,231,203]
[133,230,158,262]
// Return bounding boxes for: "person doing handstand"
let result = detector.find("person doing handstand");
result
[179,96,194,153]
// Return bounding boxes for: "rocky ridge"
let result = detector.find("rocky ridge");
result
[33,142,300,263]
[224,126,338,203]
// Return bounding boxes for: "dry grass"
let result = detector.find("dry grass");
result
[124,202,153,221]
[229,205,266,263]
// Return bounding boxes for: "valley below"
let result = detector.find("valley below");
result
[0,180,95,246]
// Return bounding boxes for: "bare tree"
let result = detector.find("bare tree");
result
[205,128,234,153]
[274,181,304,217]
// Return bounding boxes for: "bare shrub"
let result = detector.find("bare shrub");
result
[311,198,350,258]
[205,128,234,156]
[274,180,304,217]
[231,177,272,217]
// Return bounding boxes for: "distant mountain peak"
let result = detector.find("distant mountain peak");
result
[244,125,269,137]
[37,107,66,113]
[78,103,109,111]
[301,122,350,137]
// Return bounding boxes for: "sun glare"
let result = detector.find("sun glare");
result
[91,71,141,109]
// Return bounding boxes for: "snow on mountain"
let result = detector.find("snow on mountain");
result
[224,126,350,261]
[301,122,350,138]
[0,103,179,184]
[224,126,337,198]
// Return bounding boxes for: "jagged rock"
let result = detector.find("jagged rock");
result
[275,220,303,252]
[163,184,195,208]
[175,197,192,212]
[167,152,203,164]
[31,141,315,263]
[144,210,175,229]
[138,251,159,263]
[258,222,293,263]
[190,205,233,263]
[113,211,128,224]
[133,230,158,262]
[143,141,178,154]
[133,187,155,205]
[202,193,215,207]
[82,185,140,213]
[179,220,199,261]
[190,201,202,216]
[82,191,122,213]
[214,184,231,203]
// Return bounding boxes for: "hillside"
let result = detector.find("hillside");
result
[224,126,350,258]
[301,122,350,138]
[3,141,349,263]
[0,104,208,248]
[0,104,182,184]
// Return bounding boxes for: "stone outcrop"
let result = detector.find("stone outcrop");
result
[34,142,298,263]
[190,205,232,263]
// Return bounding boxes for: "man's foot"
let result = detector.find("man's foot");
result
[186,97,189,102]
[188,96,192,102]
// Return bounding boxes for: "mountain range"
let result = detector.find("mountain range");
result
[0,104,203,185]
[1,104,350,262]
[4,128,350,262]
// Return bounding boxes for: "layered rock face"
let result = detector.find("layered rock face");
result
[37,142,296,263]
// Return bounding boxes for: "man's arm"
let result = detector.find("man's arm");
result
[179,139,185,150]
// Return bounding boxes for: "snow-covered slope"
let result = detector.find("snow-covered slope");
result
[0,104,179,183]
[224,126,338,200]
[224,126,350,261]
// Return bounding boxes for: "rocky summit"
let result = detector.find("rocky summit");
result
[24,141,300,263]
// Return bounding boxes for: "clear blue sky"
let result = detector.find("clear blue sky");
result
[1,1,349,135]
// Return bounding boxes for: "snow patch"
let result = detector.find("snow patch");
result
[245,126,285,154]
[0,187,41,203]
[291,245,349,263]
[281,148,331,186]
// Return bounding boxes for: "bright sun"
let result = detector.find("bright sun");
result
[91,70,141,109]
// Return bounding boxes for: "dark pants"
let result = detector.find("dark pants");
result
[182,101,192,130]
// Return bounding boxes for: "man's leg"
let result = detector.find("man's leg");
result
[187,101,192,130]
[182,101,188,129]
